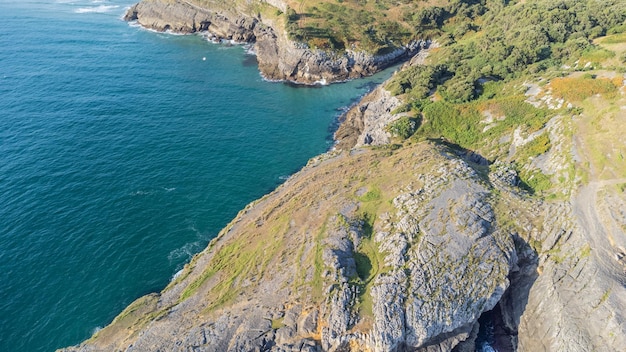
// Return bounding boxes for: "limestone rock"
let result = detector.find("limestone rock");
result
[60,144,524,352]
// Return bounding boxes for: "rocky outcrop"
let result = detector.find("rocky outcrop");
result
[512,187,626,351]
[59,136,626,352]
[60,143,527,352]
[334,86,406,149]
[124,0,428,84]
[334,44,434,150]
[124,0,257,41]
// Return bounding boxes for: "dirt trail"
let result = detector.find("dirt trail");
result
[572,178,626,285]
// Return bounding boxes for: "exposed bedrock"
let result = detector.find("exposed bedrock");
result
[60,143,529,352]
[124,0,429,84]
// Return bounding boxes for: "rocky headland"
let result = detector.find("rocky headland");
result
[60,1,626,351]
[59,69,626,351]
[124,0,429,84]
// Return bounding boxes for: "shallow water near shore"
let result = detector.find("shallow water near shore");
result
[0,1,395,350]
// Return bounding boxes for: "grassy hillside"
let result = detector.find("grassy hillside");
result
[376,0,626,195]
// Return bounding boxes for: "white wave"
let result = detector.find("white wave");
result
[168,241,202,265]
[127,21,182,36]
[313,78,329,86]
[75,5,119,13]
[130,190,152,196]
[163,187,176,192]
[171,268,184,280]
[243,43,256,55]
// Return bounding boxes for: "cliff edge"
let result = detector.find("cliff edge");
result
[123,0,427,84]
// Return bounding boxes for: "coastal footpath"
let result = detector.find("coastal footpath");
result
[61,0,626,351]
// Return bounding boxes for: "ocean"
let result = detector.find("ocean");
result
[0,1,394,350]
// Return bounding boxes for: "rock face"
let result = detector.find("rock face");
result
[334,86,406,149]
[124,0,428,84]
[60,143,527,352]
[334,45,434,150]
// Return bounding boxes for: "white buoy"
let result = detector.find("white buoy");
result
[202,57,206,61]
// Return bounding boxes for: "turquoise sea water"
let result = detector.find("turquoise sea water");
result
[0,1,394,350]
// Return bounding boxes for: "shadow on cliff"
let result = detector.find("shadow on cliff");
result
[472,234,539,352]
[428,139,540,352]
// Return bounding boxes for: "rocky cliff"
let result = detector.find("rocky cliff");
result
[60,140,517,352]
[59,2,626,350]
[124,0,427,84]
[59,118,626,352]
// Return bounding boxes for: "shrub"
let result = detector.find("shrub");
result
[387,117,418,139]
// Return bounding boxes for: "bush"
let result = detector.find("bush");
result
[387,117,419,139]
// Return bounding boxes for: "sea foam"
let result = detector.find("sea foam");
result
[75,5,119,13]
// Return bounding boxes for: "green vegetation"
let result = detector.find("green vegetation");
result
[178,215,289,310]
[519,169,552,195]
[283,0,443,53]
[516,133,552,163]
[550,76,621,102]
[358,186,382,202]
[370,0,626,192]
[598,31,626,44]
[580,244,592,258]
[311,221,328,302]
[387,116,419,139]
[271,317,286,330]
[386,65,446,99]
[600,288,612,305]
[351,213,383,318]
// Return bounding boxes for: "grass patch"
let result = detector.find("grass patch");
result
[600,288,612,304]
[271,317,285,330]
[350,211,389,318]
[179,241,243,302]
[599,32,626,44]
[354,251,373,283]
[416,101,482,147]
[310,221,328,302]
[180,216,288,309]
[579,47,616,64]
[411,91,552,159]
[519,169,552,195]
[580,244,592,258]
[550,76,620,102]
[515,133,551,162]
[358,186,381,203]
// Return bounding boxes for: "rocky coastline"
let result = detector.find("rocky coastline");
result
[57,1,626,351]
[124,0,429,84]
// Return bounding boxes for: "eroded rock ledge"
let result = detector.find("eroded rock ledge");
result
[124,0,428,84]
